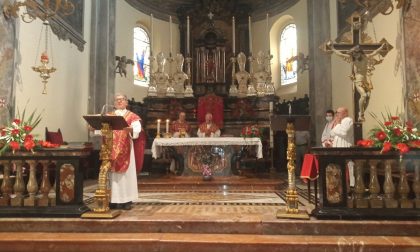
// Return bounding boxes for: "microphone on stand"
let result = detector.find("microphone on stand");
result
[100,104,113,115]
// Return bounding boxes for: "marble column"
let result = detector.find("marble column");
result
[88,0,116,114]
[307,0,332,146]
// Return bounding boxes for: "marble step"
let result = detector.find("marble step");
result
[1,218,419,237]
[137,175,284,191]
[1,232,419,252]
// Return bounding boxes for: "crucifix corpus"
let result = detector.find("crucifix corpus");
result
[322,14,393,122]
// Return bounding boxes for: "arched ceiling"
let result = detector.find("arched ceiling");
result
[125,0,300,23]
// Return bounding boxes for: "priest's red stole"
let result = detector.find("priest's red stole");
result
[111,111,146,173]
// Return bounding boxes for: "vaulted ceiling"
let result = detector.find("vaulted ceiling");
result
[125,0,300,22]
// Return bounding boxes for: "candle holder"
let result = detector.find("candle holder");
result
[184,56,194,97]
[166,54,175,97]
[164,132,172,138]
[229,56,238,96]
[265,52,275,96]
[247,55,257,96]
[147,55,157,97]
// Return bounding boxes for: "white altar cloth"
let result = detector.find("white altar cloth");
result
[151,137,263,159]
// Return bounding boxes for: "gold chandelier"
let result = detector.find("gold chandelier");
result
[2,0,75,23]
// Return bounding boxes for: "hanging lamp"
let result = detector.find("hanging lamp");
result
[32,20,56,94]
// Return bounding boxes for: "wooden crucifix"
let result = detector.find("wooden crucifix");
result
[322,14,393,123]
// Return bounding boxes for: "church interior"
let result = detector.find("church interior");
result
[0,0,420,251]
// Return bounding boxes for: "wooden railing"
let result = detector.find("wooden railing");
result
[0,146,91,217]
[311,147,420,219]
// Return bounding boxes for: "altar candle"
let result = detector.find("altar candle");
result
[150,13,154,55]
[288,103,292,115]
[157,119,161,135]
[169,15,173,56]
[166,119,170,133]
[187,16,190,55]
[232,16,236,55]
[248,16,252,54]
[266,13,269,53]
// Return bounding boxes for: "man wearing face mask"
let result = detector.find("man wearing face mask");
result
[321,110,335,147]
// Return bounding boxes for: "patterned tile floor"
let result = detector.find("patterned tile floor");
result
[83,176,316,215]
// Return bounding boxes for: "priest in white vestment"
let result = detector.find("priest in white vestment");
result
[197,112,221,137]
[108,94,145,210]
[330,106,355,186]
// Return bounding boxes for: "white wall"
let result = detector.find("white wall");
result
[329,2,404,137]
[14,1,91,142]
[115,0,180,102]
[252,0,309,101]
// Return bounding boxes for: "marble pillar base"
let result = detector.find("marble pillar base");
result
[384,198,398,208]
[369,198,383,208]
[0,197,10,206]
[415,199,420,208]
[38,197,50,207]
[347,198,354,208]
[400,199,414,208]
[10,197,23,207]
[50,197,56,207]
[354,198,368,208]
[24,197,37,207]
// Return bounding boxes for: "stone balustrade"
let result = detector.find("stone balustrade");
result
[311,147,420,219]
[0,146,91,217]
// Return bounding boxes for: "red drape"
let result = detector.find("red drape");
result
[197,94,224,128]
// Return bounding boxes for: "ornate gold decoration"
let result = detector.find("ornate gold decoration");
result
[277,121,309,219]
[3,0,75,23]
[82,123,121,218]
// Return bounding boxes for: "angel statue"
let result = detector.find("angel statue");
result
[115,56,134,77]
[286,52,309,74]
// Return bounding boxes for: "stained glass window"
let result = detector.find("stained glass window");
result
[133,26,150,86]
[279,23,297,85]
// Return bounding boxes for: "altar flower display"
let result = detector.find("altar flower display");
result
[357,111,420,154]
[241,124,261,138]
[202,164,212,177]
[0,108,42,155]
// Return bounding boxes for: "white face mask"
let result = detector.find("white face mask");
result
[326,116,333,122]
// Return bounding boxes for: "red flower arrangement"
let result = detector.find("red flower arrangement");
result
[0,107,42,155]
[357,111,420,154]
[241,124,262,139]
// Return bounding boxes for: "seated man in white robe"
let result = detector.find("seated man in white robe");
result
[197,112,221,137]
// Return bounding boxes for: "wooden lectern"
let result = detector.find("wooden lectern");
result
[81,115,128,219]
[271,115,310,219]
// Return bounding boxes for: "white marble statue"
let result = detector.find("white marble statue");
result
[155,52,169,97]
[172,53,188,98]
[254,50,268,96]
[235,52,250,97]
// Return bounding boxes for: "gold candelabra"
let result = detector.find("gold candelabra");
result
[277,120,309,219]
[3,0,75,23]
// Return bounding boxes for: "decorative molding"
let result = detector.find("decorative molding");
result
[36,0,86,51]
[125,0,300,22]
